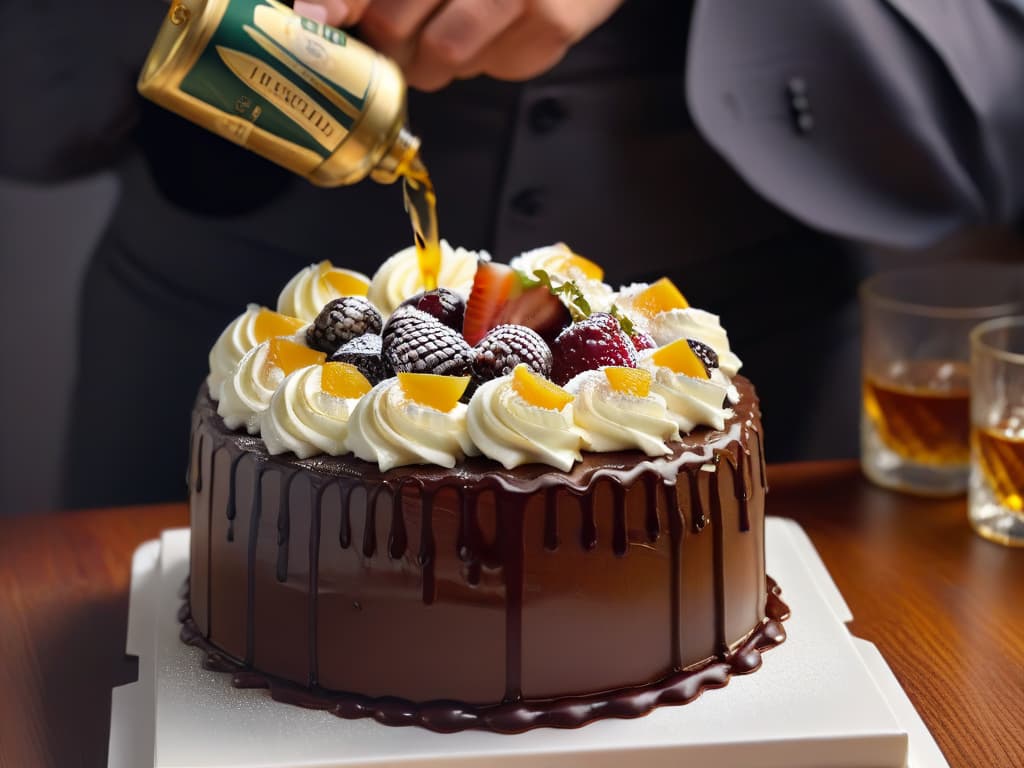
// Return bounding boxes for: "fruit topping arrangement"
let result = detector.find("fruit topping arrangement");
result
[605,366,652,398]
[512,363,574,411]
[381,306,474,377]
[328,333,390,384]
[321,362,373,400]
[472,325,553,383]
[265,337,326,377]
[397,372,471,412]
[253,308,305,342]
[397,287,466,332]
[551,312,638,386]
[211,244,743,469]
[307,296,383,353]
[650,337,712,380]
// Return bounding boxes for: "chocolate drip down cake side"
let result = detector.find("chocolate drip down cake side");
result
[182,243,788,733]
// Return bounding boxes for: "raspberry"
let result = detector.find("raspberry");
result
[397,288,466,332]
[382,306,474,377]
[586,312,621,335]
[550,315,637,386]
[472,324,553,383]
[630,330,656,352]
[307,297,382,354]
[687,339,719,375]
[328,333,392,385]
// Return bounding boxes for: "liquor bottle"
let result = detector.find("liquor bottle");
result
[138,0,441,287]
[139,0,420,186]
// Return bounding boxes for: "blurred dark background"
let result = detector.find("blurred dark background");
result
[2,0,1023,515]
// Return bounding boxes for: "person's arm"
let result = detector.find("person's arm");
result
[686,0,1024,249]
[0,1,166,181]
[294,0,626,91]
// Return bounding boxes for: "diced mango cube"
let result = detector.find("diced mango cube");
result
[552,245,603,281]
[253,308,305,343]
[512,364,574,410]
[397,373,470,412]
[321,362,372,399]
[265,337,326,377]
[631,278,689,317]
[651,338,709,379]
[605,366,652,397]
[318,261,370,297]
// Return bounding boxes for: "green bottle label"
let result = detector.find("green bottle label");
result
[180,0,373,158]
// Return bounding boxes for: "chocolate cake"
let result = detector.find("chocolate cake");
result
[182,245,787,732]
[182,376,784,732]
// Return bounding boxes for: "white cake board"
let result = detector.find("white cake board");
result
[109,518,948,768]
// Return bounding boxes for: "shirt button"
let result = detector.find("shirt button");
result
[785,76,813,136]
[528,98,567,134]
[510,188,543,216]
[786,77,808,97]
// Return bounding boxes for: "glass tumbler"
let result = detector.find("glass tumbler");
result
[969,316,1024,546]
[860,264,1024,496]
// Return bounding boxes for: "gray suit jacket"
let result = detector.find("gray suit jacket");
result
[687,0,1024,248]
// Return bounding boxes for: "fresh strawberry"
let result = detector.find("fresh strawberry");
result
[493,285,572,346]
[462,260,516,345]
[585,312,622,335]
[551,315,638,385]
[629,330,656,352]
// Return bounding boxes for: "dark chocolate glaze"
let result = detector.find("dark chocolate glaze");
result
[180,579,787,733]
[183,376,781,730]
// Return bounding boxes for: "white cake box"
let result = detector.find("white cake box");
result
[109,518,948,768]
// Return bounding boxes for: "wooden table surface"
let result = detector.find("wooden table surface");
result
[1,460,1021,768]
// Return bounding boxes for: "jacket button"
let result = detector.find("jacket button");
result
[785,76,813,135]
[528,98,567,134]
[510,188,543,216]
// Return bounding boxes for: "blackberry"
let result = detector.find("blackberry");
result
[307,297,383,353]
[687,339,719,375]
[472,324,553,383]
[382,306,474,376]
[328,333,392,385]
[397,288,466,332]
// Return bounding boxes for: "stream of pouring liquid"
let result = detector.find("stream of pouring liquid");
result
[402,160,440,291]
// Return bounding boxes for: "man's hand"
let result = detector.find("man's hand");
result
[294,0,625,91]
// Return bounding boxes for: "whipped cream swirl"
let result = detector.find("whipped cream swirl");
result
[207,304,262,401]
[277,263,370,322]
[345,378,478,471]
[639,351,735,433]
[467,377,583,471]
[645,308,742,377]
[260,365,357,459]
[511,243,615,313]
[218,341,283,434]
[564,370,680,456]
[367,240,480,316]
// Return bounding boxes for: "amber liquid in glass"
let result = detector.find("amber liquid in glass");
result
[402,159,441,291]
[863,360,971,465]
[973,425,1024,514]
